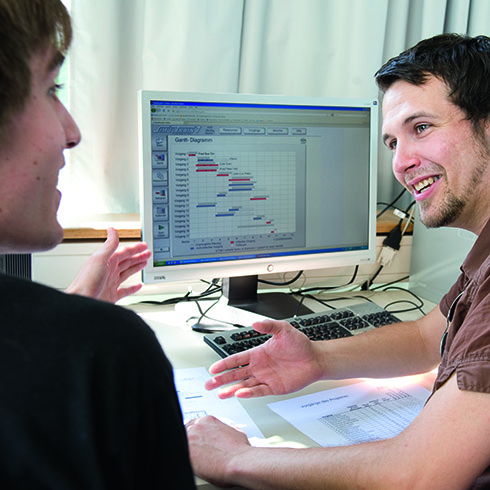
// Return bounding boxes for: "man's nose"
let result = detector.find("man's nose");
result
[392,141,421,176]
[62,104,81,149]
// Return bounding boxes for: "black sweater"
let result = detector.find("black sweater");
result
[0,273,195,489]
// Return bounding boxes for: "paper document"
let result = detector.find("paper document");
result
[268,380,431,447]
[174,367,264,440]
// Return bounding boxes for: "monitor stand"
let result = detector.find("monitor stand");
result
[222,275,313,320]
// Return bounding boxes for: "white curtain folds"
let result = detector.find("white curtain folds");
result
[58,0,490,224]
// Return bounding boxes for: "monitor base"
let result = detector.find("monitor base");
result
[223,275,312,320]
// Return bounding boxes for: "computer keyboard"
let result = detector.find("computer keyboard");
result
[203,302,400,358]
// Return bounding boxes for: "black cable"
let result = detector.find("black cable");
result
[259,270,304,286]
[361,218,406,291]
[288,294,306,317]
[376,202,408,216]
[370,275,409,290]
[380,285,425,313]
[296,293,334,310]
[303,293,375,310]
[195,296,220,321]
[138,279,222,306]
[393,199,416,228]
[190,296,251,331]
[361,264,383,291]
[383,299,425,316]
[404,200,416,214]
[191,296,234,328]
[377,188,407,219]
[295,266,359,295]
[377,198,416,225]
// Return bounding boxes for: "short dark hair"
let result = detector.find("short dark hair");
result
[0,0,72,145]
[375,34,490,131]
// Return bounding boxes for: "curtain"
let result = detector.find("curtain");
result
[57,0,490,225]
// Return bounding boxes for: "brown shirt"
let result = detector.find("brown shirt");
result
[436,218,490,488]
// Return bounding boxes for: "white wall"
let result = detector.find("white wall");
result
[32,236,412,297]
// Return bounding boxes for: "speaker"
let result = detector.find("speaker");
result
[0,254,32,280]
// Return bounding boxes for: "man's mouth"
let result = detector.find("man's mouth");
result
[412,175,441,195]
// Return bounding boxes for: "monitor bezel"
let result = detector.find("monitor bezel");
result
[138,90,378,286]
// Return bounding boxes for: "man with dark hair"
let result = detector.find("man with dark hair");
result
[187,33,490,489]
[0,0,195,487]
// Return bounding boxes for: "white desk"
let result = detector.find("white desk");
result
[124,289,436,490]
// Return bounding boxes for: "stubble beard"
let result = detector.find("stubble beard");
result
[418,191,466,229]
[419,130,490,229]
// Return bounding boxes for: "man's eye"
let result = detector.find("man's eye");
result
[389,139,397,150]
[415,124,429,134]
[49,83,64,97]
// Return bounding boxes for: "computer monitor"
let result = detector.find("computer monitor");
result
[138,91,378,319]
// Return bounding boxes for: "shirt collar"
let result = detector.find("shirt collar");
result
[460,217,490,278]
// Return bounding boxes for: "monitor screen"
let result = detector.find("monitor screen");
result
[138,91,378,319]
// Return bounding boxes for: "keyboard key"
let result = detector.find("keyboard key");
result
[203,303,400,358]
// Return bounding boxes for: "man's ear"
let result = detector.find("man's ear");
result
[472,116,490,145]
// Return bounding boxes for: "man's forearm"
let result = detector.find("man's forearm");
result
[317,308,443,381]
[189,375,487,490]
[224,443,392,490]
